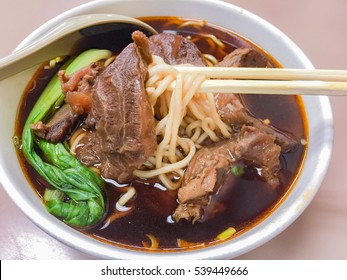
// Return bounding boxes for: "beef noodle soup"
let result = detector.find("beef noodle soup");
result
[15,16,307,251]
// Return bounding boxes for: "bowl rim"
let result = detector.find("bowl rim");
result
[2,0,334,259]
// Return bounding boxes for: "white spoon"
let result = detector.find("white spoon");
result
[0,14,157,81]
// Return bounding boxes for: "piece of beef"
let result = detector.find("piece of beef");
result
[30,104,80,143]
[74,131,100,167]
[172,204,203,224]
[76,31,156,182]
[216,47,272,68]
[148,33,207,66]
[215,92,298,152]
[214,48,298,152]
[172,125,281,223]
[31,62,104,143]
[58,62,105,115]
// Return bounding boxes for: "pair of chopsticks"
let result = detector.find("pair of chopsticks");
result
[173,66,347,95]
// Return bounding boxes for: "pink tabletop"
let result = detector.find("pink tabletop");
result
[1,0,346,259]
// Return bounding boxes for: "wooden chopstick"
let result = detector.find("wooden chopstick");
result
[173,66,347,81]
[198,80,347,95]
[172,66,347,95]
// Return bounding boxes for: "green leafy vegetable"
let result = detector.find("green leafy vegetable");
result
[21,49,112,227]
[230,164,245,177]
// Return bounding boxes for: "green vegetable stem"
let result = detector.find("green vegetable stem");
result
[21,49,112,227]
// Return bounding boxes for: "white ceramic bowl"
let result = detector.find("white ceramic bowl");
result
[0,0,333,259]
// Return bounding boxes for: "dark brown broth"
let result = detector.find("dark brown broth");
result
[15,16,307,251]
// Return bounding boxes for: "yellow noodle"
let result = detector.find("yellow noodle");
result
[149,75,175,106]
[133,138,196,179]
[203,34,225,48]
[89,166,101,175]
[69,131,86,155]
[202,117,219,141]
[117,187,136,206]
[196,132,209,144]
[206,93,231,137]
[186,120,201,137]
[69,127,85,147]
[190,127,202,143]
[142,234,159,249]
[168,74,184,163]
[104,55,116,67]
[178,19,206,29]
[203,53,218,66]
[187,101,207,120]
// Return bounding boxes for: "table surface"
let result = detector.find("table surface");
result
[1,0,346,260]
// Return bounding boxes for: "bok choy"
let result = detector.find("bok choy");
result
[21,49,112,227]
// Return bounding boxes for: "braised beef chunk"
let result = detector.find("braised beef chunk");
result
[74,131,100,167]
[172,204,203,224]
[149,33,207,66]
[76,31,156,182]
[172,125,281,222]
[214,92,298,152]
[234,126,281,187]
[31,62,104,143]
[214,48,298,152]
[58,62,105,115]
[31,104,80,143]
[217,47,272,68]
